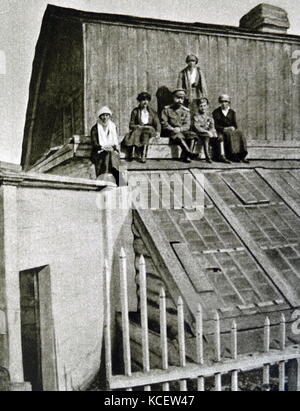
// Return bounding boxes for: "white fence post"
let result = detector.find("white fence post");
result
[231,320,238,391]
[107,246,300,392]
[160,288,170,391]
[104,260,112,385]
[263,317,270,386]
[139,255,151,391]
[279,314,286,391]
[120,248,132,390]
[214,311,222,391]
[178,297,187,391]
[196,304,204,391]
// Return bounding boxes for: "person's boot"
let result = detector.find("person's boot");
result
[179,139,198,161]
[180,152,191,163]
[141,145,148,164]
[188,139,199,159]
[179,140,191,163]
[204,139,212,163]
[179,145,191,163]
[220,155,231,164]
[127,146,134,162]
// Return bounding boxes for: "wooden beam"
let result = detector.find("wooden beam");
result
[249,148,300,160]
[190,169,300,307]
[172,243,215,293]
[109,346,300,389]
[9,382,32,391]
[203,309,295,335]
[30,145,71,169]
[256,168,300,219]
[47,5,300,45]
[0,169,113,191]
[134,210,200,322]
[27,137,300,172]
[0,162,21,172]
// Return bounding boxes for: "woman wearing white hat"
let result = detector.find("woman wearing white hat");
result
[90,106,125,185]
[213,95,249,163]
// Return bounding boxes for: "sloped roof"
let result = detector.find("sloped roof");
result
[34,5,300,41]
[132,166,300,323]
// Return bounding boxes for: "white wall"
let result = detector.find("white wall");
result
[16,185,131,390]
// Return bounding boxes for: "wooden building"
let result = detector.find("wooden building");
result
[22,3,300,171]
[2,4,299,391]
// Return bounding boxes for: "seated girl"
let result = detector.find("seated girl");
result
[90,106,125,186]
[122,92,161,163]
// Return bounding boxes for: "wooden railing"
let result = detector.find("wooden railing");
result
[104,250,300,391]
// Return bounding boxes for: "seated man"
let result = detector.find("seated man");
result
[213,94,249,163]
[123,91,161,163]
[90,106,125,186]
[161,89,198,163]
[192,98,230,163]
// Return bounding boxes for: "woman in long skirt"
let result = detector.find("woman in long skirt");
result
[212,94,249,163]
[90,106,125,186]
[123,92,161,163]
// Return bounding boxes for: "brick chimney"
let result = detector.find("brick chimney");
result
[240,3,290,34]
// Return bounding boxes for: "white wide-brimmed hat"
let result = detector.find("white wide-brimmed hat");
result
[98,106,112,117]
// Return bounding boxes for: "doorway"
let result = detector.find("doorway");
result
[19,266,57,391]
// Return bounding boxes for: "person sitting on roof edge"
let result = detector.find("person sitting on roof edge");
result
[192,98,230,164]
[122,91,161,163]
[161,89,198,163]
[213,94,250,164]
[90,106,126,186]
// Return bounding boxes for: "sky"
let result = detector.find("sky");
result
[0,0,299,165]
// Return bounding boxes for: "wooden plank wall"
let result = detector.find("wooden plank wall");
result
[85,23,300,142]
[28,18,85,167]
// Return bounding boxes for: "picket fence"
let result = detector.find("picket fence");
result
[103,249,300,391]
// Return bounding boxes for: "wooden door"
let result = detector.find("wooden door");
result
[20,270,43,391]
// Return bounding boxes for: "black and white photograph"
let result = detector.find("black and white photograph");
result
[1,0,300,393]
